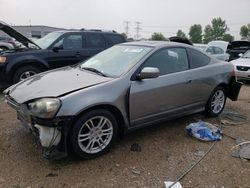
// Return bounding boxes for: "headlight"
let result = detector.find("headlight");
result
[0,56,6,63]
[27,98,61,118]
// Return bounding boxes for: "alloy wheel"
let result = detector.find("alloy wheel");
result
[78,116,113,154]
[211,90,225,114]
[19,71,37,81]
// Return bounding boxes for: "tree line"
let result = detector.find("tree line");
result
[151,17,250,43]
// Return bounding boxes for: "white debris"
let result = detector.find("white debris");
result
[164,181,183,188]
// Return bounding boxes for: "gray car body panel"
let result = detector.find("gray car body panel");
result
[7,66,112,103]
[4,41,234,130]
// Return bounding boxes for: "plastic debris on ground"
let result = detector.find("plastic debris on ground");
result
[164,181,183,188]
[231,140,250,160]
[219,110,248,125]
[186,121,222,141]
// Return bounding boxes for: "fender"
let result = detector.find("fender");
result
[6,54,49,76]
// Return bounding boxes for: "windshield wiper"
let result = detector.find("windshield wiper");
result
[81,67,107,77]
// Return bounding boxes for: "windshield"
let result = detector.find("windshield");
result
[80,45,152,77]
[243,50,250,58]
[35,32,63,49]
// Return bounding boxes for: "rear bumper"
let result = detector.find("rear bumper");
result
[227,77,242,101]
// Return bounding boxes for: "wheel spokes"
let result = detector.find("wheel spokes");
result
[78,116,113,154]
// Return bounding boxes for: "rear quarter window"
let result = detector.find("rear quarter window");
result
[187,48,210,69]
[105,34,125,45]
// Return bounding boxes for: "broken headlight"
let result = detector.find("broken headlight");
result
[27,98,61,118]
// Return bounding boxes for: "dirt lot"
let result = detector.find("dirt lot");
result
[0,85,250,188]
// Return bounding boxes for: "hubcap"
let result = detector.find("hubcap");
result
[211,90,225,114]
[78,116,113,154]
[20,71,37,81]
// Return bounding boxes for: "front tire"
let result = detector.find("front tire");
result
[205,86,226,117]
[13,66,41,84]
[70,109,118,159]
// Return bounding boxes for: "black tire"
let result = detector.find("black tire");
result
[13,66,41,84]
[70,109,118,159]
[205,86,227,117]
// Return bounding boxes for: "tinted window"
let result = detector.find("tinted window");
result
[105,34,124,45]
[86,33,106,48]
[214,47,224,54]
[187,48,210,69]
[53,34,83,50]
[142,48,189,75]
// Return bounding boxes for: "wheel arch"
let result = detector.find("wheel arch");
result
[9,60,48,82]
[71,104,127,136]
[216,82,229,95]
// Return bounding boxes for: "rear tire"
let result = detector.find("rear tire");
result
[70,109,118,159]
[13,66,41,84]
[205,86,226,117]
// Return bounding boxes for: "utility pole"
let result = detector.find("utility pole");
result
[135,21,142,40]
[124,21,130,38]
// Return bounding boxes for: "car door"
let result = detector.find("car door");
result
[46,33,85,69]
[129,47,200,126]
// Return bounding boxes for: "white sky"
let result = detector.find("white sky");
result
[0,0,249,39]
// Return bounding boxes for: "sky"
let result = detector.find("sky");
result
[0,0,249,40]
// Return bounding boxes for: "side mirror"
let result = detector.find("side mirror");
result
[238,53,243,57]
[137,67,160,80]
[52,46,63,52]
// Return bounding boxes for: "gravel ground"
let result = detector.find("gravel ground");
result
[0,84,250,188]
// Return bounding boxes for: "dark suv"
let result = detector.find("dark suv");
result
[0,22,126,87]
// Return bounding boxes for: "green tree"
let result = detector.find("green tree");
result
[189,24,202,43]
[176,29,187,38]
[203,25,213,43]
[203,17,229,43]
[151,32,166,41]
[240,24,250,40]
[222,34,234,42]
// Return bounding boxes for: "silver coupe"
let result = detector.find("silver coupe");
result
[4,41,241,159]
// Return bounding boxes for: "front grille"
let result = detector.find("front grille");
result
[236,66,250,71]
[5,95,20,111]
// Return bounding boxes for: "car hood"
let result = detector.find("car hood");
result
[231,58,250,67]
[0,21,41,49]
[4,66,113,104]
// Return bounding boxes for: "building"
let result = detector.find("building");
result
[0,25,66,39]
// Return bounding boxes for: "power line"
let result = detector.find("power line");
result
[124,21,130,37]
[135,21,142,40]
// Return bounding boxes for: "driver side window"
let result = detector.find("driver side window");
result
[142,48,189,76]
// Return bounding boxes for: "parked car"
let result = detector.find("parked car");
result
[0,36,18,48]
[193,43,207,51]
[231,49,250,80]
[206,41,230,61]
[0,41,14,51]
[0,22,126,87]
[4,41,241,160]
[227,41,250,61]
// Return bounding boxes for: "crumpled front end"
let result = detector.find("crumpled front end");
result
[5,95,73,160]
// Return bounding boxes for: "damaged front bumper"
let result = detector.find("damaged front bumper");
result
[5,95,74,160]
